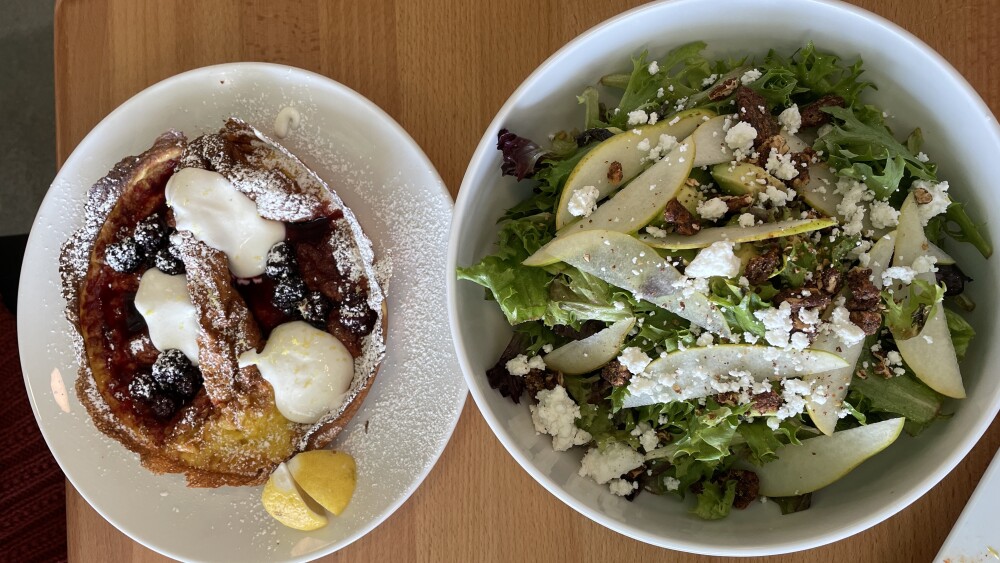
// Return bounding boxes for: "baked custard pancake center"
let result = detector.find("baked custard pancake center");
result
[60,118,386,487]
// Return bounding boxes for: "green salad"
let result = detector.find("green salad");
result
[458,42,989,519]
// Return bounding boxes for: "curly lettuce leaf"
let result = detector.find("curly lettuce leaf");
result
[944,307,975,360]
[673,403,744,463]
[737,420,786,465]
[882,279,945,339]
[763,42,873,106]
[693,480,737,520]
[848,371,944,428]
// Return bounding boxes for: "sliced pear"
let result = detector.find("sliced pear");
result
[555,109,714,228]
[755,418,905,497]
[544,317,635,375]
[558,137,695,236]
[638,217,836,250]
[890,195,965,398]
[711,162,784,196]
[622,345,848,408]
[805,232,896,435]
[523,230,729,336]
[927,241,956,266]
[799,163,840,217]
[676,182,703,215]
[691,115,731,167]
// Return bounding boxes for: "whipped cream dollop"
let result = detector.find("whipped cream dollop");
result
[238,321,354,424]
[134,268,200,365]
[165,167,285,278]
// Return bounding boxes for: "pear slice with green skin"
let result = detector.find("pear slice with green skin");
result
[555,109,715,228]
[755,417,905,497]
[557,137,695,236]
[798,163,840,217]
[805,231,896,435]
[890,194,965,398]
[621,344,849,408]
[523,230,730,337]
[927,241,956,265]
[544,317,635,375]
[711,162,785,196]
[691,115,731,167]
[637,217,836,250]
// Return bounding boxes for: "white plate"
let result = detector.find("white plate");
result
[936,448,1000,561]
[19,63,466,563]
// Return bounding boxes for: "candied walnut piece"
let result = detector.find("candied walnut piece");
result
[724,469,761,510]
[484,335,527,403]
[734,86,779,143]
[708,77,739,101]
[752,135,790,168]
[663,198,701,235]
[608,161,624,184]
[788,148,818,189]
[850,310,882,336]
[601,360,632,387]
[723,194,754,212]
[773,287,831,313]
[744,247,782,285]
[913,187,933,204]
[751,390,782,413]
[845,267,881,311]
[525,369,563,400]
[819,268,844,295]
[799,95,846,128]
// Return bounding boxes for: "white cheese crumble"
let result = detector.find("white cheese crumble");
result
[765,149,799,181]
[663,476,681,491]
[725,122,757,158]
[567,185,600,218]
[696,332,714,347]
[618,346,652,375]
[646,134,679,161]
[648,61,660,74]
[912,180,951,225]
[758,184,794,207]
[685,241,740,279]
[916,152,930,163]
[826,306,866,347]
[740,68,762,85]
[506,354,546,376]
[529,385,592,451]
[835,179,874,236]
[645,225,668,238]
[882,266,918,285]
[609,478,638,496]
[777,105,802,135]
[869,200,900,229]
[696,197,728,221]
[912,255,939,274]
[754,302,794,348]
[627,110,650,127]
[578,442,645,484]
[630,422,660,452]
[738,213,756,228]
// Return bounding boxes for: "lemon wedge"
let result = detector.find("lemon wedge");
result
[261,462,328,531]
[286,450,357,516]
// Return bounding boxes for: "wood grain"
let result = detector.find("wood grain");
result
[54,0,1000,561]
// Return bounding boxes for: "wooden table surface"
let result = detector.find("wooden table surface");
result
[55,0,1000,561]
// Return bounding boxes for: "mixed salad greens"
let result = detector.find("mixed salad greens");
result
[458,42,989,519]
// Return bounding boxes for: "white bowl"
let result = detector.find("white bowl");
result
[20,63,466,562]
[448,0,1000,555]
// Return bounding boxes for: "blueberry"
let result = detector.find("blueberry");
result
[299,291,331,328]
[148,393,180,419]
[128,371,159,403]
[105,239,143,273]
[272,277,307,310]
[152,349,202,399]
[265,241,298,280]
[153,246,185,275]
[133,215,168,256]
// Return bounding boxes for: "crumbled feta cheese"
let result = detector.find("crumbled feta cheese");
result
[685,241,741,279]
[788,332,810,351]
[631,422,660,452]
[530,385,592,451]
[663,476,681,491]
[567,185,600,218]
[627,110,650,127]
[609,478,638,496]
[725,122,757,158]
[506,353,545,376]
[618,346,652,375]
[916,152,930,163]
[656,87,665,98]
[645,225,668,238]
[647,112,659,125]
[758,184,794,207]
[912,255,939,274]
[835,179,874,236]
[869,200,900,229]
[886,350,903,366]
[701,73,719,87]
[696,332,714,347]
[697,197,729,221]
[798,307,821,326]
[774,378,812,422]
[578,442,645,484]
[826,306,866,347]
[882,266,918,285]
[648,60,660,75]
[912,180,951,225]
[637,138,651,152]
[738,213,755,228]
[740,68,762,85]
[542,344,554,354]
[754,302,794,348]
[778,105,802,135]
[765,149,799,181]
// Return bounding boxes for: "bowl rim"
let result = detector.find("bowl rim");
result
[21,61,465,563]
[447,0,1000,555]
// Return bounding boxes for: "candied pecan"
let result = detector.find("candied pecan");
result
[752,135,790,168]
[714,392,739,407]
[751,390,782,413]
[663,198,701,235]
[608,161,624,184]
[819,268,844,295]
[484,334,528,403]
[788,148,818,189]
[845,267,881,311]
[601,359,632,387]
[773,287,831,313]
[734,86,779,143]
[525,369,563,399]
[744,247,782,285]
[723,194,754,212]
[913,187,933,204]
[850,310,882,335]
[723,469,760,510]
[708,77,739,101]
[799,95,846,128]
